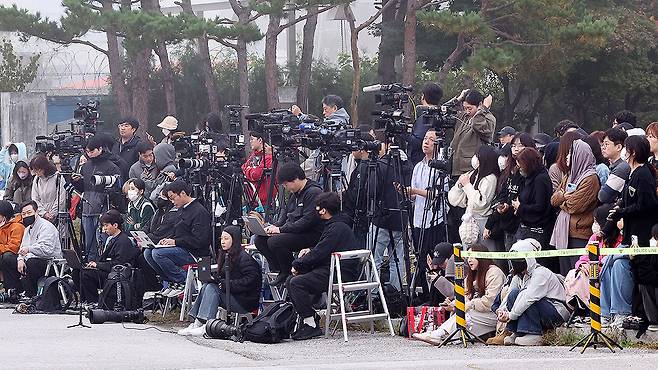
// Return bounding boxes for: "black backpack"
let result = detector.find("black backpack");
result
[241,301,296,343]
[34,276,77,313]
[98,264,144,311]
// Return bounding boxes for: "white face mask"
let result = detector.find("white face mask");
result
[592,222,601,235]
[127,189,140,202]
[621,148,629,162]
[18,172,28,180]
[10,154,18,162]
[471,155,480,170]
[162,128,170,137]
[498,156,508,171]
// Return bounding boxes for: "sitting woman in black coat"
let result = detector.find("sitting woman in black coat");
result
[178,225,261,336]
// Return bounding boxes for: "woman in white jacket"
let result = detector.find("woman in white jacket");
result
[30,155,66,223]
[414,243,505,344]
[448,145,499,245]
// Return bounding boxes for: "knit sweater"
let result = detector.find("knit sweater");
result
[448,173,497,218]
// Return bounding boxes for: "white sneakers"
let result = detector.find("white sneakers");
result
[504,333,543,346]
[503,333,517,345]
[178,320,204,336]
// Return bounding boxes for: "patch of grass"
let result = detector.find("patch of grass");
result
[542,329,583,346]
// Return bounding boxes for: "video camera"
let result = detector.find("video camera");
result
[246,109,301,148]
[363,83,413,137]
[73,100,101,134]
[420,101,458,130]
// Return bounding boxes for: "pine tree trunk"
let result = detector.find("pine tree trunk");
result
[296,7,318,112]
[402,0,422,87]
[131,47,151,135]
[264,14,282,109]
[348,22,360,126]
[154,42,176,115]
[102,0,130,116]
[377,0,399,84]
[198,33,220,113]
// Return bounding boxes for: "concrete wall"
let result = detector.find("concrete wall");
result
[0,92,48,159]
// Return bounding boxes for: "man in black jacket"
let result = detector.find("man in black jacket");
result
[287,192,359,340]
[254,162,323,286]
[112,117,143,169]
[73,136,122,261]
[342,133,375,250]
[78,210,140,303]
[144,180,211,296]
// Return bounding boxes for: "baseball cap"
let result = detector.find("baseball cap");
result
[533,133,552,148]
[432,242,454,266]
[497,126,516,137]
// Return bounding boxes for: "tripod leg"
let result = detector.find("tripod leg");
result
[600,331,624,350]
[437,329,459,347]
[570,333,592,351]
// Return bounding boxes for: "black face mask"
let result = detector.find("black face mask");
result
[156,198,171,209]
[22,215,36,227]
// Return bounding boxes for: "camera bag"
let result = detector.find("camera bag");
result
[98,264,144,311]
[33,276,76,313]
[241,301,296,343]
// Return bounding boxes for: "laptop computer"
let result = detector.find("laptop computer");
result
[197,256,219,283]
[62,249,95,270]
[130,231,160,249]
[242,216,269,237]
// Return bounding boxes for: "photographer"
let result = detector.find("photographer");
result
[72,136,122,261]
[342,132,376,249]
[368,133,412,292]
[30,156,66,223]
[449,89,496,177]
[144,180,211,296]
[254,162,324,287]
[128,141,159,197]
[241,131,274,209]
[112,117,143,168]
[407,83,443,165]
[178,226,261,336]
[77,210,140,304]
[287,192,359,341]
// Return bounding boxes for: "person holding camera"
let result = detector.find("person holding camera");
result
[16,201,62,297]
[29,156,67,224]
[178,225,261,336]
[145,180,211,296]
[342,132,376,249]
[112,117,143,169]
[77,210,140,304]
[407,83,443,165]
[254,162,324,286]
[449,89,496,177]
[72,136,122,261]
[241,131,274,210]
[287,192,359,341]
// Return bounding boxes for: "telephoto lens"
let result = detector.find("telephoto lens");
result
[87,309,146,324]
[91,175,119,187]
[178,158,208,169]
[205,319,241,340]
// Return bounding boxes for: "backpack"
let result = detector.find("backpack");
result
[241,301,297,343]
[34,276,77,313]
[98,264,144,311]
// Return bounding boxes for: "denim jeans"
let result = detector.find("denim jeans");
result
[143,247,196,284]
[600,256,633,317]
[188,283,245,321]
[505,288,565,335]
[81,215,101,261]
[368,224,405,291]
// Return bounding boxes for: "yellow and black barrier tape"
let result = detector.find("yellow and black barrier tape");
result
[460,247,658,259]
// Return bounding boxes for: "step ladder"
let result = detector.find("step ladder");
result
[325,249,395,342]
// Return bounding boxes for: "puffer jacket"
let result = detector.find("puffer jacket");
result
[0,215,24,254]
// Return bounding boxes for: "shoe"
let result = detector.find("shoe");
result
[159,287,172,297]
[611,314,630,329]
[291,323,322,340]
[514,334,543,346]
[503,333,517,346]
[601,316,612,328]
[268,273,289,287]
[178,321,203,335]
[166,284,184,298]
[412,330,447,346]
[486,330,511,345]
[647,324,658,332]
[187,325,207,337]
[574,317,591,328]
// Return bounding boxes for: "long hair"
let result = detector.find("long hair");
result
[500,133,536,187]
[10,161,32,186]
[470,145,500,190]
[556,131,585,174]
[465,243,495,298]
[217,226,243,271]
[626,135,656,178]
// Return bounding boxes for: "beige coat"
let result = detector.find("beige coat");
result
[465,264,506,312]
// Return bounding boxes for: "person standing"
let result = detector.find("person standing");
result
[598,128,630,204]
[30,156,66,224]
[112,117,143,168]
[407,83,443,165]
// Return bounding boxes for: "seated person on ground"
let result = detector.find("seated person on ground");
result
[414,243,505,344]
[123,178,155,232]
[634,224,658,329]
[144,180,211,297]
[16,201,62,297]
[178,226,262,336]
[493,239,570,346]
[78,210,140,304]
[0,200,24,301]
[287,192,360,341]
[254,162,324,287]
[425,242,456,306]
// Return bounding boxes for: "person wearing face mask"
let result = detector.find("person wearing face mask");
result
[287,192,359,341]
[448,145,500,245]
[0,142,27,191]
[3,161,32,205]
[448,89,496,177]
[77,210,140,304]
[494,239,569,346]
[0,200,24,302]
[550,139,600,276]
[155,115,180,145]
[16,201,62,297]
[122,178,155,232]
[178,226,261,336]
[29,155,67,223]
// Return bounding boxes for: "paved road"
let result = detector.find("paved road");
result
[3,309,657,369]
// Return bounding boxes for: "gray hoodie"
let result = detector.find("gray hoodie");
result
[129,158,159,196]
[18,216,62,261]
[507,239,570,321]
[149,143,178,201]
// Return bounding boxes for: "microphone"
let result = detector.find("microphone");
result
[362,84,382,93]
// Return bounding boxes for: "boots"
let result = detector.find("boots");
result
[486,330,511,345]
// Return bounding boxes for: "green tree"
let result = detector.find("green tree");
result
[0,39,39,92]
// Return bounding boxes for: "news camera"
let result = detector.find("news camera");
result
[246,109,301,148]
[363,83,413,137]
[420,100,458,130]
[74,100,101,134]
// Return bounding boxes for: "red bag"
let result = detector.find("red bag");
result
[405,306,447,338]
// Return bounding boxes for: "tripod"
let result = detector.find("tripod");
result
[319,151,349,192]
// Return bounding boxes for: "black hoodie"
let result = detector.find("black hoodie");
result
[217,226,262,311]
[616,163,658,247]
[516,167,553,228]
[275,179,324,236]
[292,213,359,277]
[95,231,140,272]
[74,151,122,215]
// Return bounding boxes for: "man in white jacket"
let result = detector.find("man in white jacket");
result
[495,239,570,346]
[16,201,62,297]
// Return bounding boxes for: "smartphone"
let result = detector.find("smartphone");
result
[566,182,577,193]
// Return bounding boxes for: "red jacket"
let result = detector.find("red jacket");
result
[241,150,276,207]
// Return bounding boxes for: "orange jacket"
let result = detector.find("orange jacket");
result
[0,215,25,254]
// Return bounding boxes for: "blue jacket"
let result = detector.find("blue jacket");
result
[0,142,27,190]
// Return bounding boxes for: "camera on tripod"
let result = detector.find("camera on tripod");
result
[225,105,248,164]
[73,100,101,134]
[246,109,301,148]
[421,101,458,130]
[363,83,413,137]
[92,174,120,187]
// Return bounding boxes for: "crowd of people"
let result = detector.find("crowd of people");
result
[1,84,658,346]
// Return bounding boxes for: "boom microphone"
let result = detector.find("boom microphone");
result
[362,84,382,93]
